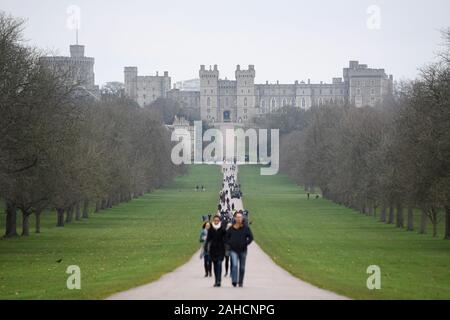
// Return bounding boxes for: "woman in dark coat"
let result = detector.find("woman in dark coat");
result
[206,215,227,287]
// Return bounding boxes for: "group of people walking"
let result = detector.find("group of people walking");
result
[199,164,253,288]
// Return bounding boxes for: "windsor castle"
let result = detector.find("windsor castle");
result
[124,61,393,124]
[39,43,393,124]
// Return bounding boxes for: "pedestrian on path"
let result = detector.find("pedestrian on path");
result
[206,215,227,287]
[199,221,212,277]
[225,212,254,287]
[224,221,232,277]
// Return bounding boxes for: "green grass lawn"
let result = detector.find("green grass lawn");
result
[0,165,221,299]
[239,165,450,300]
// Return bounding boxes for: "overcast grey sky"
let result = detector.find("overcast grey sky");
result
[2,0,449,86]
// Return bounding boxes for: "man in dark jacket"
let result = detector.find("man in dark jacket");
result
[225,212,253,287]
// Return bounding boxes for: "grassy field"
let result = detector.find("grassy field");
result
[239,165,450,300]
[0,165,221,299]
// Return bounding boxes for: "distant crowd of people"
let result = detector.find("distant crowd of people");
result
[199,163,253,288]
[195,185,206,192]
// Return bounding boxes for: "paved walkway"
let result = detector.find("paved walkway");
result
[108,164,347,300]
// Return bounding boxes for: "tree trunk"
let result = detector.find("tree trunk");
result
[35,209,42,233]
[360,199,366,214]
[56,208,65,227]
[65,206,73,223]
[388,205,395,224]
[396,202,404,228]
[82,200,89,219]
[445,206,450,240]
[431,209,438,238]
[75,202,81,221]
[419,208,427,234]
[95,201,100,213]
[368,204,374,216]
[101,199,106,210]
[433,221,437,238]
[4,200,18,238]
[407,207,414,231]
[380,205,386,222]
[21,210,31,236]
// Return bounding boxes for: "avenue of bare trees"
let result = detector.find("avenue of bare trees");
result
[273,30,450,239]
[0,13,182,238]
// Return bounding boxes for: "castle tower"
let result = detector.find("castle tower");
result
[70,44,85,58]
[343,60,392,107]
[235,65,255,123]
[39,44,97,94]
[199,65,219,123]
[124,66,138,101]
[162,71,171,97]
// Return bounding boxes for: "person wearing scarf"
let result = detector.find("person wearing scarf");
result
[206,215,227,287]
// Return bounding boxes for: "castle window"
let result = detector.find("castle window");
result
[371,88,375,95]
[244,109,247,114]
[282,99,287,107]
[244,97,247,106]
[271,98,276,110]
[330,89,333,94]
[357,88,361,95]
[207,97,211,106]
[302,98,306,108]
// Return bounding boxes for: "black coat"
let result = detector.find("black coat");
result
[225,225,253,253]
[206,225,226,260]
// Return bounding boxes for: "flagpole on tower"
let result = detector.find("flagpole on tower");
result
[76,21,79,45]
